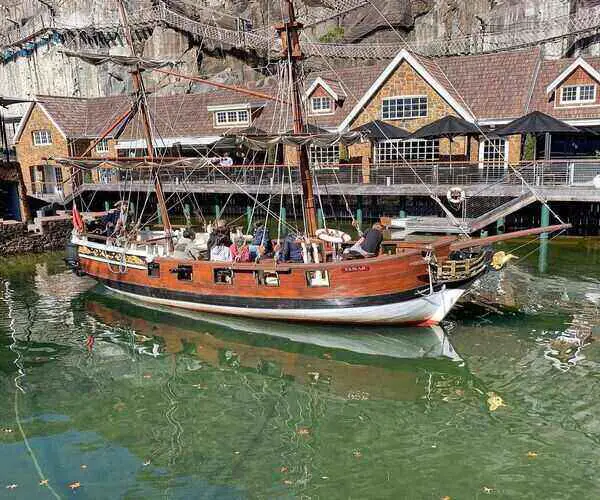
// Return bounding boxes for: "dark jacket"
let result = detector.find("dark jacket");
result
[360,228,383,255]
[252,226,273,253]
[281,235,303,263]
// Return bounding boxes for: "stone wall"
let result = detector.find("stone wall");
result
[0,219,71,255]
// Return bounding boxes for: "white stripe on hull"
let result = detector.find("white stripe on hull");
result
[104,285,464,325]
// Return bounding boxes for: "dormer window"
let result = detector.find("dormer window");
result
[214,109,249,127]
[208,104,251,128]
[310,96,333,114]
[560,84,596,104]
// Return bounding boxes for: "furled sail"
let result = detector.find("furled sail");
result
[59,49,175,69]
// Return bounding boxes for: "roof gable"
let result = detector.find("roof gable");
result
[14,101,69,143]
[338,49,475,131]
[546,57,600,94]
[304,77,346,102]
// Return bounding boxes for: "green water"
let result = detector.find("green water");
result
[0,240,599,499]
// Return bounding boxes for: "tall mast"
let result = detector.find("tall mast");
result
[276,0,318,237]
[116,0,173,250]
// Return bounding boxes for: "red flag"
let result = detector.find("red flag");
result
[72,201,84,233]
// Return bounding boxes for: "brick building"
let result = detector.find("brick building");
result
[13,46,600,198]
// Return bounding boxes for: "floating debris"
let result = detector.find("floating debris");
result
[347,391,370,401]
[296,427,310,436]
[482,486,494,494]
[279,466,289,473]
[80,464,87,469]
[527,451,538,458]
[39,479,48,486]
[352,449,362,458]
[142,460,151,467]
[5,484,18,489]
[68,481,81,490]
[487,392,506,412]
[2,428,13,433]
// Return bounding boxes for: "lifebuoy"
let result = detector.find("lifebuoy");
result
[316,228,352,244]
[446,186,466,205]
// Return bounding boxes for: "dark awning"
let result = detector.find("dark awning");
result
[351,120,410,140]
[494,111,580,136]
[410,115,480,139]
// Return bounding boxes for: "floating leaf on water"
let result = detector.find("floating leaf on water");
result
[527,451,538,458]
[113,402,126,412]
[487,392,506,412]
[68,481,81,490]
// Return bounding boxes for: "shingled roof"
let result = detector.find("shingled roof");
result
[36,95,131,138]
[20,47,600,144]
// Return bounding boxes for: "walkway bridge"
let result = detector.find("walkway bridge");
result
[3,1,600,60]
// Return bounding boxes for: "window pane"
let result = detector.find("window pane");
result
[374,139,438,163]
[309,144,339,168]
[580,85,595,101]
[381,96,427,119]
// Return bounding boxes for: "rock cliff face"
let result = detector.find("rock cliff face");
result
[0,0,598,119]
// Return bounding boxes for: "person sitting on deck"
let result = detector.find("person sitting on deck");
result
[230,235,251,262]
[249,220,273,260]
[279,233,304,263]
[344,223,384,259]
[206,220,231,258]
[210,233,233,262]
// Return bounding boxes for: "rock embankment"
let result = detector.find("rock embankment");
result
[0,219,72,256]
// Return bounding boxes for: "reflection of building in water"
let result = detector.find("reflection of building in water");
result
[85,298,472,402]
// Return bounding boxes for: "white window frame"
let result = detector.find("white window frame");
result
[560,84,596,104]
[32,129,52,146]
[213,109,250,128]
[95,139,110,154]
[478,138,509,167]
[373,138,439,164]
[381,95,428,120]
[309,144,340,169]
[310,96,333,115]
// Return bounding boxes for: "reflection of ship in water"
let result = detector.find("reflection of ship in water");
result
[84,290,470,401]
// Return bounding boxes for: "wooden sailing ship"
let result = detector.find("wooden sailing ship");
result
[62,0,569,326]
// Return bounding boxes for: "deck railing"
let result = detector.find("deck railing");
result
[31,159,600,200]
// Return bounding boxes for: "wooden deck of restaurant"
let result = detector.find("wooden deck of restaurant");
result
[27,159,600,204]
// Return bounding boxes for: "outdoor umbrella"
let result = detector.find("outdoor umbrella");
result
[493,111,580,160]
[410,115,480,139]
[351,120,410,140]
[410,115,481,165]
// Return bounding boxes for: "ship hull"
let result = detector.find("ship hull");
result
[100,278,467,326]
[70,234,483,326]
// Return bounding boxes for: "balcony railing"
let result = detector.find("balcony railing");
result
[38,159,600,200]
